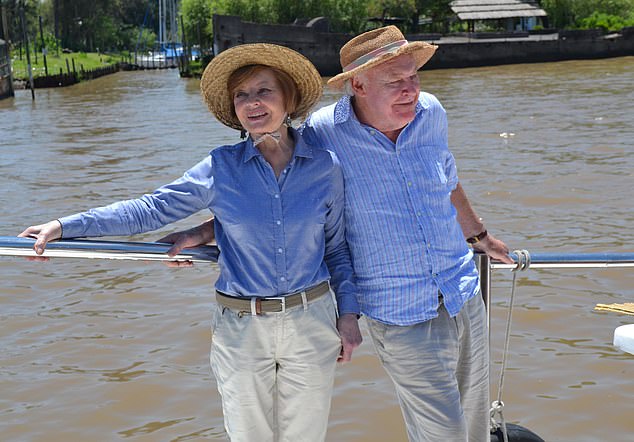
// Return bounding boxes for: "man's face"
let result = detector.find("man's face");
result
[353,54,420,134]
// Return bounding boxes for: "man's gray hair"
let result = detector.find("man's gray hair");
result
[342,71,368,96]
[342,79,355,96]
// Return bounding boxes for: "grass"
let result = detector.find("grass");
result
[11,51,122,80]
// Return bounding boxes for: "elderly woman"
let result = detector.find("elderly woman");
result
[19,44,361,442]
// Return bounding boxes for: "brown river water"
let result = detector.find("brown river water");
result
[1,57,633,441]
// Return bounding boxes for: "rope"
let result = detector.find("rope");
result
[490,250,531,442]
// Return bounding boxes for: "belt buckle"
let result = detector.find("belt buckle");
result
[267,296,286,313]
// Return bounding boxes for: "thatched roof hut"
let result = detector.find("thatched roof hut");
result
[450,0,547,31]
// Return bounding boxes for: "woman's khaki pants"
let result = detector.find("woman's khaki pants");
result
[210,292,341,442]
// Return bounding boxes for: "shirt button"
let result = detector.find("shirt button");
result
[280,276,286,282]
[274,194,280,199]
[276,220,281,225]
[277,248,283,253]
[407,181,412,187]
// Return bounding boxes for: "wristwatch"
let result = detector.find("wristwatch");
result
[466,230,488,244]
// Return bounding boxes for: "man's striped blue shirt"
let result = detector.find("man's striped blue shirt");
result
[303,92,480,325]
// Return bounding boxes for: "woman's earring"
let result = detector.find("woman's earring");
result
[285,115,292,126]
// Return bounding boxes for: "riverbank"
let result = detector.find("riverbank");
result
[10,58,181,92]
[8,50,194,92]
[213,14,634,75]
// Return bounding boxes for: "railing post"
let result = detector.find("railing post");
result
[476,253,492,330]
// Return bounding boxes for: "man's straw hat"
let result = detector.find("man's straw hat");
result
[201,43,323,130]
[328,26,438,89]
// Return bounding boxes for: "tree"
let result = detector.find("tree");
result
[223,0,276,23]
[181,0,213,49]
[326,0,371,33]
[540,0,634,29]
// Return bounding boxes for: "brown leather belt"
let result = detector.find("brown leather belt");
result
[215,281,330,315]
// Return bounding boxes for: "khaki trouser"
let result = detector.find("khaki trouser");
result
[367,294,490,442]
[210,292,341,442]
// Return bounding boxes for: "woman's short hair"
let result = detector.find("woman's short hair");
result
[228,65,300,118]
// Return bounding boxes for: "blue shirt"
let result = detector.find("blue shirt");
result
[59,129,360,315]
[303,93,479,325]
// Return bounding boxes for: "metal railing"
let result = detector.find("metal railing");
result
[476,251,634,328]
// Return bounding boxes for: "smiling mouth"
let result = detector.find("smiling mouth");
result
[248,112,267,120]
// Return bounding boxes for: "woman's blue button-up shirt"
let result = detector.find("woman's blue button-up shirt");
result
[59,129,360,315]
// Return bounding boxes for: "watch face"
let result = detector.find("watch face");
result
[467,230,487,244]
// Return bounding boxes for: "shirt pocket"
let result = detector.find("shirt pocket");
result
[435,160,449,185]
[408,147,453,193]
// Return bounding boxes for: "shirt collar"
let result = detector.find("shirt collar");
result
[333,94,354,125]
[241,127,312,163]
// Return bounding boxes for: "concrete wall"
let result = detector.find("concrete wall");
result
[213,15,351,76]
[425,32,634,69]
[213,15,634,75]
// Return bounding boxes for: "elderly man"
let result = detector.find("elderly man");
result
[300,25,513,441]
[164,25,513,441]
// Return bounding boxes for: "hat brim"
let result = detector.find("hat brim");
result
[327,42,437,89]
[201,44,323,131]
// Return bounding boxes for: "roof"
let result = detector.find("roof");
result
[450,0,547,20]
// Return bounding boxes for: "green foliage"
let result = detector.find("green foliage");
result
[327,0,371,33]
[134,28,158,52]
[224,0,276,23]
[577,11,634,31]
[367,0,416,20]
[572,0,634,20]
[215,0,369,33]
[180,0,214,47]
[540,0,575,29]
[540,0,634,29]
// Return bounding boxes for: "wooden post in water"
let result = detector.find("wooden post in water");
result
[1,3,15,98]
[19,5,34,100]
[179,14,189,76]
[39,16,48,76]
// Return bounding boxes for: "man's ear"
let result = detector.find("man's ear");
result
[350,75,366,97]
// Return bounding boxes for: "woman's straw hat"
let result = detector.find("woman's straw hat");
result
[328,26,438,89]
[200,43,323,130]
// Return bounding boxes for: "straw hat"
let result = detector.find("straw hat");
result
[328,26,438,89]
[200,43,323,130]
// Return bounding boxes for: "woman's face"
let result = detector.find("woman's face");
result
[233,69,287,136]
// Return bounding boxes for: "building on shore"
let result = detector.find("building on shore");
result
[0,38,14,99]
[450,0,548,32]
